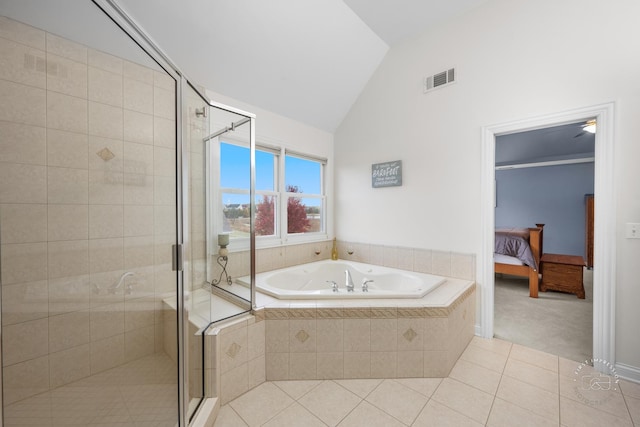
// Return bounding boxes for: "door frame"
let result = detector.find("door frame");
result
[479,102,616,370]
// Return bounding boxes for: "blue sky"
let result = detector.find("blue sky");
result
[220,142,320,205]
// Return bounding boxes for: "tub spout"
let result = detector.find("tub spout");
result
[345,270,354,292]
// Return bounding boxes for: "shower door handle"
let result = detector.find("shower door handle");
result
[172,244,183,271]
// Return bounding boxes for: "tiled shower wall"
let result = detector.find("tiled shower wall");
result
[0,17,177,405]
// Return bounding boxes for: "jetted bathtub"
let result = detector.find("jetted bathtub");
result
[238,259,446,299]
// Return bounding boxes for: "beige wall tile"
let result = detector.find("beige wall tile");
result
[289,319,316,353]
[123,236,154,270]
[0,16,45,49]
[124,297,155,331]
[153,117,176,148]
[154,205,176,236]
[124,140,153,175]
[88,49,122,74]
[2,355,49,405]
[424,317,450,351]
[344,319,370,352]
[89,237,123,274]
[2,317,49,366]
[123,60,153,82]
[0,37,45,88]
[153,86,175,120]
[88,67,122,107]
[0,163,47,204]
[0,79,46,126]
[154,70,174,90]
[344,352,370,379]
[1,242,47,285]
[48,166,88,204]
[48,204,88,241]
[123,205,153,237]
[266,352,289,381]
[88,101,123,139]
[49,343,90,388]
[46,33,86,63]
[152,175,173,205]
[371,318,397,352]
[1,203,47,243]
[0,121,46,165]
[46,90,87,133]
[124,78,153,114]
[124,324,154,362]
[317,352,344,379]
[125,173,154,205]
[289,353,317,380]
[124,110,154,146]
[89,169,124,205]
[382,246,398,268]
[248,355,266,389]
[90,333,124,374]
[398,318,424,351]
[397,351,424,378]
[47,129,88,169]
[248,320,266,360]
[413,249,432,273]
[432,251,452,277]
[220,324,248,373]
[451,253,475,280]
[90,302,124,341]
[370,351,397,378]
[48,275,91,315]
[47,53,87,98]
[48,240,89,279]
[220,364,249,405]
[89,136,123,172]
[1,280,48,325]
[154,147,176,177]
[49,310,90,353]
[89,204,123,239]
[424,350,454,377]
[316,318,343,353]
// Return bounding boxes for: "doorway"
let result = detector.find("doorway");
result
[479,103,616,371]
[492,123,594,362]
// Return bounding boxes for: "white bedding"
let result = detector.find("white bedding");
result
[494,253,525,266]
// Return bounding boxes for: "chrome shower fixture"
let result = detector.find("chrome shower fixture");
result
[195,106,207,117]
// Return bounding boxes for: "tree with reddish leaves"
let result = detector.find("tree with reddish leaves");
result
[254,185,310,235]
[286,185,310,233]
[255,195,275,235]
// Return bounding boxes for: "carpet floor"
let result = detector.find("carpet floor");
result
[494,269,593,363]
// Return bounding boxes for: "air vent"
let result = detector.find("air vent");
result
[424,67,456,93]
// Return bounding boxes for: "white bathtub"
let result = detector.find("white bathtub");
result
[239,259,446,299]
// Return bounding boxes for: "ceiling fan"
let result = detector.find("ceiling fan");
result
[574,119,597,138]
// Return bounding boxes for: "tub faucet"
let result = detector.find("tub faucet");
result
[345,270,354,292]
[362,279,374,292]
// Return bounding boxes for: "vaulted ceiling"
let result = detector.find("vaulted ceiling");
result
[1,0,486,132]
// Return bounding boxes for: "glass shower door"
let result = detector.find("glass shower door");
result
[0,2,182,425]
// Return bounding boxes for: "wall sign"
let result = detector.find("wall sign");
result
[372,160,402,188]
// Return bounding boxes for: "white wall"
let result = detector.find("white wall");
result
[335,0,640,371]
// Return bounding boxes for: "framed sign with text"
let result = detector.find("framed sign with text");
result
[371,160,402,188]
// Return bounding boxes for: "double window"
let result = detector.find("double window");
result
[216,140,326,247]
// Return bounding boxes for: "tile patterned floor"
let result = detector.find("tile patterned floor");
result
[215,337,640,427]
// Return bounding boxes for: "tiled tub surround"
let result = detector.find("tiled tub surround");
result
[207,279,474,405]
[216,239,476,286]
[0,16,177,405]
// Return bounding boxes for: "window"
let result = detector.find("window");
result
[217,141,326,246]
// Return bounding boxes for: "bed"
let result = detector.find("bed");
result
[494,224,544,298]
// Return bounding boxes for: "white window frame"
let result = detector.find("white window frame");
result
[209,140,328,254]
[282,150,327,243]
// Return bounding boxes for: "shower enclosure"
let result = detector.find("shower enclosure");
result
[0,0,255,425]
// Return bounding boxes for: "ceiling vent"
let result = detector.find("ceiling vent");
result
[424,68,455,93]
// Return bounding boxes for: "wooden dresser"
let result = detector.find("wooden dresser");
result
[585,194,594,268]
[540,253,586,299]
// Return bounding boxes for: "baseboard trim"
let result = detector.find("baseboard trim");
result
[615,362,640,384]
